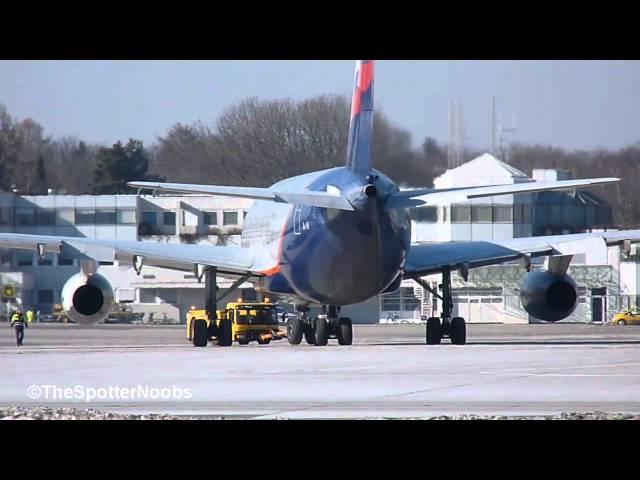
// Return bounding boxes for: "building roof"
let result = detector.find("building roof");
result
[434,153,529,189]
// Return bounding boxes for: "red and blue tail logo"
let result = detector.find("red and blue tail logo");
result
[346,60,375,173]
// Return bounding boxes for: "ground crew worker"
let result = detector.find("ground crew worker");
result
[26,309,34,324]
[10,309,27,347]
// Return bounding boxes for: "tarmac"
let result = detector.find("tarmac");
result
[1,323,639,419]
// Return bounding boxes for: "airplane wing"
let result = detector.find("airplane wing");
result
[128,181,354,211]
[386,178,619,209]
[0,234,257,276]
[404,230,640,278]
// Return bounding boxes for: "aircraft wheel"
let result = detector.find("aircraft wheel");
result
[337,317,353,346]
[450,317,466,345]
[287,318,304,345]
[314,317,329,346]
[193,319,209,347]
[304,323,316,345]
[217,319,233,347]
[426,317,442,345]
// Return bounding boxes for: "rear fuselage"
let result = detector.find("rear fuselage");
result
[242,167,411,306]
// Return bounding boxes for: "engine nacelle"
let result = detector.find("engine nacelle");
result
[61,272,114,325]
[519,270,578,322]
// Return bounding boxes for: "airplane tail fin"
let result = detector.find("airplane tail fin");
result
[346,60,375,173]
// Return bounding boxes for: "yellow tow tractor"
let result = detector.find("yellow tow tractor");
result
[186,299,287,347]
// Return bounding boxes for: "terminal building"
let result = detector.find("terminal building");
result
[0,153,637,325]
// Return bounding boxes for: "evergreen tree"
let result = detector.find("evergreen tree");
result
[92,139,163,194]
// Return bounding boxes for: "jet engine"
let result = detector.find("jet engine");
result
[519,270,578,322]
[61,272,114,325]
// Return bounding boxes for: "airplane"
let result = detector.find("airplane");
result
[1,59,639,347]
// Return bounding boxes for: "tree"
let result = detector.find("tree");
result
[152,95,422,187]
[92,139,163,194]
[0,106,54,193]
[31,154,47,195]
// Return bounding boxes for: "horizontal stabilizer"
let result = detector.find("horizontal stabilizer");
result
[128,182,354,211]
[386,178,620,210]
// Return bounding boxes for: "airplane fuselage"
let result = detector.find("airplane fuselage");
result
[242,167,411,306]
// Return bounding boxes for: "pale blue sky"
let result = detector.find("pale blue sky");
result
[1,60,639,151]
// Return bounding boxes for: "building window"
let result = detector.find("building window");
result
[56,208,74,226]
[163,211,176,226]
[58,256,74,266]
[451,205,471,223]
[95,209,117,225]
[117,209,136,225]
[452,287,503,304]
[142,211,157,225]
[472,206,493,223]
[410,206,438,223]
[36,209,55,226]
[203,212,218,225]
[158,289,178,304]
[75,209,95,225]
[585,206,596,225]
[493,206,513,223]
[38,289,54,304]
[0,207,12,226]
[16,252,33,266]
[401,287,421,312]
[117,289,136,303]
[15,208,35,226]
[550,205,563,225]
[38,253,54,266]
[381,291,401,312]
[223,211,238,226]
[139,289,156,304]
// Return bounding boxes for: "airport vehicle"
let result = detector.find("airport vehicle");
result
[104,304,145,324]
[51,304,72,323]
[610,310,640,325]
[186,300,286,346]
[1,60,640,347]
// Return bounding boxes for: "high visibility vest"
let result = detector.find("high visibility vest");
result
[26,310,34,323]
[11,313,24,325]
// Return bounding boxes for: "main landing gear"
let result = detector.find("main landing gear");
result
[415,268,466,346]
[191,266,248,348]
[287,305,353,347]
